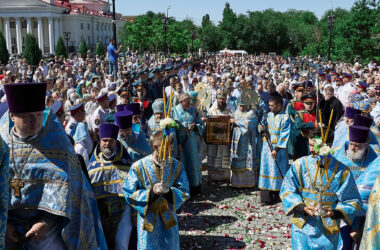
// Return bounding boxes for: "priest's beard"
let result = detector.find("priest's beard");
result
[218,103,227,111]
[348,147,367,161]
[324,94,333,101]
[100,145,114,159]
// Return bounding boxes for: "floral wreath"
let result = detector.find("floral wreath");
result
[312,136,334,156]
[159,118,179,136]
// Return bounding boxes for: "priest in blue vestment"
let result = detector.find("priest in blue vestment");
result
[173,93,204,195]
[1,82,107,249]
[230,98,259,188]
[259,96,291,204]
[332,124,380,249]
[88,123,133,249]
[123,131,190,250]
[280,127,362,250]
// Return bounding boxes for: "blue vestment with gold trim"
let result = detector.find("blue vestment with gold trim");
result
[88,141,133,248]
[88,140,132,205]
[0,137,9,249]
[123,155,189,250]
[230,109,259,188]
[360,173,380,250]
[259,111,290,191]
[173,104,204,186]
[280,155,362,250]
[0,109,107,249]
[333,142,380,216]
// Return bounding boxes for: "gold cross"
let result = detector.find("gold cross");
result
[10,178,24,197]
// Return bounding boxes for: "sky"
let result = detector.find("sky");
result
[116,0,356,25]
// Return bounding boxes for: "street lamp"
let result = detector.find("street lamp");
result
[327,12,336,61]
[161,6,171,58]
[63,32,71,55]
[112,0,117,45]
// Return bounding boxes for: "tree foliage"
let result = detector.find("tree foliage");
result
[55,36,67,58]
[23,34,42,65]
[0,31,9,65]
[95,41,105,57]
[118,0,380,62]
[79,39,89,58]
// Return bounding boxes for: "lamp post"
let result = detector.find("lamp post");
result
[327,13,336,61]
[191,30,195,57]
[63,32,71,55]
[112,0,117,45]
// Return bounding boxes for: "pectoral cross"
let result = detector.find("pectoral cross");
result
[10,178,24,197]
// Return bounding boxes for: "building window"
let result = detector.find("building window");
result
[81,23,84,30]
[33,21,38,29]
[21,20,27,29]
[97,23,99,31]
[88,36,91,44]
[88,23,90,30]
[10,21,15,29]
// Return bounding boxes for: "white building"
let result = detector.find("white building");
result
[0,0,127,55]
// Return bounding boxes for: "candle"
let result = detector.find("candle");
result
[313,159,321,187]
[163,138,168,161]
[163,87,167,118]
[323,109,334,181]
[168,88,174,116]
[319,110,324,141]
[323,109,334,144]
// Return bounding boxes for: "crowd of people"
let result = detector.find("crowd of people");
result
[0,38,379,249]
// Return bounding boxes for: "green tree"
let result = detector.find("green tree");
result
[54,36,67,58]
[23,34,42,65]
[95,41,105,56]
[219,2,237,49]
[200,16,222,52]
[79,39,89,58]
[0,31,9,65]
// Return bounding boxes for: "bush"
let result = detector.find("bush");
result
[0,31,9,65]
[95,42,105,57]
[23,34,42,65]
[55,36,67,58]
[79,40,89,58]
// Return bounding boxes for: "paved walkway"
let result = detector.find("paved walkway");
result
[178,173,292,250]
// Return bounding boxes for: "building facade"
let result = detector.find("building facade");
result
[0,0,126,55]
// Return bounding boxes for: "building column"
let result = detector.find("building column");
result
[57,17,62,38]
[26,17,32,34]
[15,18,22,54]
[4,18,11,53]
[54,18,59,46]
[48,17,54,53]
[37,17,44,52]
